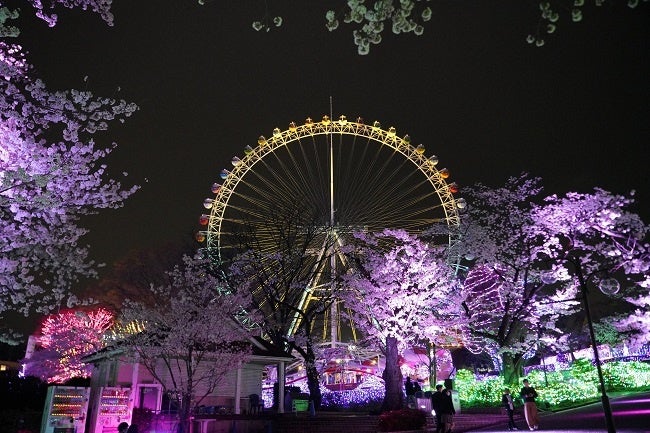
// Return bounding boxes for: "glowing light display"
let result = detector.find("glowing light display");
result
[24,308,114,383]
[456,354,650,407]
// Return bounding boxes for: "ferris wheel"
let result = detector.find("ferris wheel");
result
[197,115,465,344]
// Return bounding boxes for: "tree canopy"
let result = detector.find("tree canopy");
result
[198,0,649,54]
[0,0,138,342]
[22,307,113,383]
[117,254,256,433]
[341,229,465,411]
[457,174,649,385]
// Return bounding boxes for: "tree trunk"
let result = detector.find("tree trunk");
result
[291,328,323,410]
[501,352,522,387]
[427,340,438,389]
[177,392,192,433]
[304,341,322,409]
[381,336,404,412]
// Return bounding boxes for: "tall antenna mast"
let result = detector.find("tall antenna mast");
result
[328,96,338,346]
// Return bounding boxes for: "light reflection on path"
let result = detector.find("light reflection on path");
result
[468,425,650,433]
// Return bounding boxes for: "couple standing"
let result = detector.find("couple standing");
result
[431,384,455,433]
[502,378,540,432]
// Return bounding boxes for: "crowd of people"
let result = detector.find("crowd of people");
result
[404,377,540,433]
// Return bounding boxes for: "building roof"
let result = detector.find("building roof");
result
[82,334,293,365]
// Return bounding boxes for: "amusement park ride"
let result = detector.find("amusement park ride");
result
[197,114,466,394]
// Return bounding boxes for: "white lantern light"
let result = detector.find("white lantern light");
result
[598,278,620,296]
[541,271,557,285]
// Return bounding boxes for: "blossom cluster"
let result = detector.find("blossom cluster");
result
[0,1,138,342]
[326,0,433,55]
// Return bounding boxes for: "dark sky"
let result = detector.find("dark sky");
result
[17,1,650,276]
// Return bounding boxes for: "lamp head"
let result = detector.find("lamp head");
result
[598,277,620,296]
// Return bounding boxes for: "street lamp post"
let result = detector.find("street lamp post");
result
[571,259,617,433]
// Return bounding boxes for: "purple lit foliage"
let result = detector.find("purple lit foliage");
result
[0,1,138,342]
[12,1,114,28]
[117,254,257,433]
[532,188,649,350]
[341,229,465,411]
[610,292,650,349]
[459,175,579,385]
[532,188,649,285]
[458,174,649,386]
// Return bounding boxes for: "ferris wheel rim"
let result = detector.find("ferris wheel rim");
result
[199,115,464,264]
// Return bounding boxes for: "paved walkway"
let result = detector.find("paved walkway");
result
[449,412,526,432]
[267,410,525,433]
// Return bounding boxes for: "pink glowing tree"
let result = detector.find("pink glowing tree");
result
[0,1,138,342]
[341,229,465,412]
[23,308,114,383]
[117,254,258,433]
[458,174,649,385]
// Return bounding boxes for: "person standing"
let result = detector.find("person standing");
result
[117,422,129,433]
[519,379,539,431]
[501,388,519,431]
[413,380,423,398]
[439,387,456,433]
[431,384,446,433]
[405,377,416,408]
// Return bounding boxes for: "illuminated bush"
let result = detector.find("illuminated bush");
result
[314,360,650,411]
[567,358,598,384]
[456,369,505,406]
[534,377,598,405]
[603,361,650,390]
[454,359,650,408]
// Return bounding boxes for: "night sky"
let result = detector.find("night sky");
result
[16,1,650,282]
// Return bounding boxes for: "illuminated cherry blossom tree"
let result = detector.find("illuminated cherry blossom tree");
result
[532,186,649,353]
[117,254,257,433]
[23,308,114,383]
[461,264,578,385]
[341,229,464,411]
[0,1,138,342]
[531,187,649,287]
[458,174,649,386]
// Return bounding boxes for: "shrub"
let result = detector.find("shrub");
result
[377,408,427,432]
[453,359,650,411]
[455,370,504,407]
[603,361,650,390]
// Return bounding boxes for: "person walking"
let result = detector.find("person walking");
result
[502,388,519,431]
[519,379,539,431]
[431,384,446,433]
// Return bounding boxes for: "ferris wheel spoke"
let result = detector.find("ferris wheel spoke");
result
[200,117,462,345]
